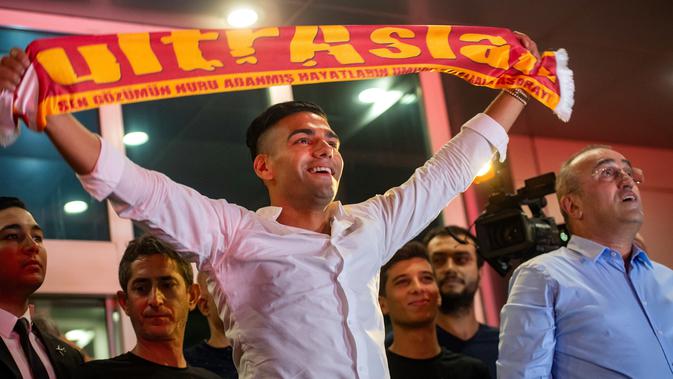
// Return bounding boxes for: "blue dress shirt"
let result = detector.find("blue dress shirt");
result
[498,235,673,378]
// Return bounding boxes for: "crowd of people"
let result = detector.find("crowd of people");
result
[1,30,672,379]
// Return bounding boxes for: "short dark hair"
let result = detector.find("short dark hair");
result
[0,196,28,212]
[118,235,193,292]
[379,241,430,296]
[245,100,328,161]
[423,225,483,268]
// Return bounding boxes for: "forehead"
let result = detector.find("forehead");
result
[572,148,629,171]
[271,111,335,136]
[427,234,476,256]
[387,257,433,279]
[129,254,184,282]
[0,207,39,229]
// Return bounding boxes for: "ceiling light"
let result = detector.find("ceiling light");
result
[64,200,88,214]
[65,329,95,348]
[123,131,148,146]
[383,90,403,104]
[227,7,258,28]
[358,88,386,103]
[400,93,417,104]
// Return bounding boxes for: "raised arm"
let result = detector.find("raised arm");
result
[0,48,100,174]
[484,31,539,131]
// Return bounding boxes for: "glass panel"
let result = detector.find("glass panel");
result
[0,27,110,241]
[31,296,122,360]
[122,90,270,230]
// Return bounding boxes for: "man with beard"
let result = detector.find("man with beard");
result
[424,226,498,378]
[77,235,218,379]
[498,146,673,378]
[379,241,489,379]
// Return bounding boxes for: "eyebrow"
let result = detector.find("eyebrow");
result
[593,158,632,170]
[0,224,43,233]
[287,128,340,142]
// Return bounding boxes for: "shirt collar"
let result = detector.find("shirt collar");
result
[567,235,654,269]
[0,307,31,338]
[256,202,354,235]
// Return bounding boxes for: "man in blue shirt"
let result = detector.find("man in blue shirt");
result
[498,145,673,378]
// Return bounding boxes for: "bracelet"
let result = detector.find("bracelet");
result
[502,88,529,106]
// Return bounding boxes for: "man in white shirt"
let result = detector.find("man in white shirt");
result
[0,35,536,378]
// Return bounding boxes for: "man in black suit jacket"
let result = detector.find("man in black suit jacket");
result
[0,196,83,379]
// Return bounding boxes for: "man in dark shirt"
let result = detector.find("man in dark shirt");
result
[77,235,218,379]
[184,272,237,378]
[424,226,499,378]
[379,241,489,379]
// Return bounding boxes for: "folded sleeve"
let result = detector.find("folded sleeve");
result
[365,113,509,264]
[78,137,247,264]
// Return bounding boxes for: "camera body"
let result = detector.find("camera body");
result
[475,172,567,276]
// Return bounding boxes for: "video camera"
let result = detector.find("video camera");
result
[475,172,568,276]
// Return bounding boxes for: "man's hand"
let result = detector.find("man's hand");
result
[0,48,29,92]
[513,31,540,60]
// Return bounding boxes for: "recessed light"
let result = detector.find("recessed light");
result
[358,88,386,103]
[123,131,149,146]
[64,201,88,214]
[227,7,258,28]
[400,93,417,104]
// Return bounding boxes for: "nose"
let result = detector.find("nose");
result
[313,139,334,158]
[21,236,40,253]
[148,286,165,307]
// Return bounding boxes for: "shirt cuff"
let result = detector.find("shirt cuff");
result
[462,113,509,162]
[77,137,126,201]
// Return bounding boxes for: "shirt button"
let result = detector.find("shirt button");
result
[611,252,617,257]
[642,300,647,306]
[658,330,663,335]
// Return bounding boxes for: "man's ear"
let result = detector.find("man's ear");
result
[378,295,389,316]
[560,194,583,220]
[188,283,200,312]
[253,154,274,181]
[117,291,129,316]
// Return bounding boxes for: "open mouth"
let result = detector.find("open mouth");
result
[621,193,637,202]
[308,166,334,175]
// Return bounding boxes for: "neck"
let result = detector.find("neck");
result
[0,295,30,317]
[132,339,186,368]
[388,322,441,359]
[273,201,334,234]
[575,225,638,259]
[436,305,480,341]
[206,326,231,349]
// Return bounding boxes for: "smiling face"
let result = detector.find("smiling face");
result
[379,257,440,328]
[0,207,47,303]
[561,148,644,236]
[253,111,344,209]
[118,254,197,344]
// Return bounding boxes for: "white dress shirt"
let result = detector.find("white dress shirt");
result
[0,308,57,379]
[79,113,508,378]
